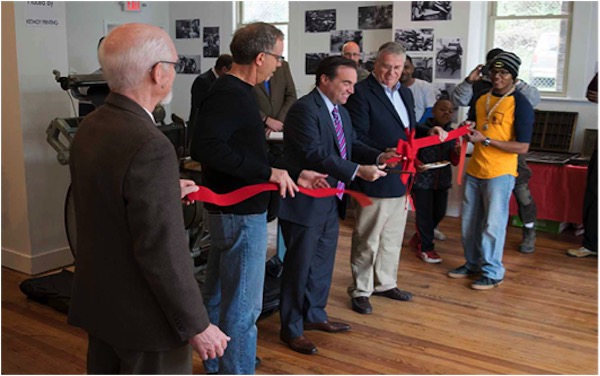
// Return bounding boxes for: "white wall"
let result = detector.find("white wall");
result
[289,1,394,96]
[169,1,234,121]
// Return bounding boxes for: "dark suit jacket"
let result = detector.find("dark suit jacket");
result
[252,61,297,122]
[68,93,209,351]
[189,68,217,123]
[278,89,381,226]
[345,74,417,198]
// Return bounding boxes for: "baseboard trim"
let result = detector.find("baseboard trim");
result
[2,246,74,275]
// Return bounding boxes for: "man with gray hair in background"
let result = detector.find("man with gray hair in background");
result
[68,23,229,374]
[191,22,328,374]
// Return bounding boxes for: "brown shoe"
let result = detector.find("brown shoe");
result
[304,321,351,333]
[372,287,413,301]
[281,335,318,355]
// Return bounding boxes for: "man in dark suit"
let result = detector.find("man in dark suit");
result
[345,42,447,315]
[68,23,229,374]
[278,56,398,355]
[189,54,232,124]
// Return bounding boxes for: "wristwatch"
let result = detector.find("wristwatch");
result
[482,138,491,147]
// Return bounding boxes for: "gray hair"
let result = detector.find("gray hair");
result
[230,22,284,65]
[376,41,406,60]
[98,30,173,92]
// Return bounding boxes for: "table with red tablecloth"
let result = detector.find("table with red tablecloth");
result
[509,162,588,224]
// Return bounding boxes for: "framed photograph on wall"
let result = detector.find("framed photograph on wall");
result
[411,1,452,21]
[305,53,329,74]
[412,57,434,82]
[395,29,434,52]
[330,30,363,53]
[435,37,462,79]
[358,5,393,30]
[203,27,220,57]
[176,54,201,74]
[175,19,200,39]
[305,9,336,33]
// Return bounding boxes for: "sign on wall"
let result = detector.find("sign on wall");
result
[24,1,61,27]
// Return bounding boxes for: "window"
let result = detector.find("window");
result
[487,1,572,95]
[237,1,289,59]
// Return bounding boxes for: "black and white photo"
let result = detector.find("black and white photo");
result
[330,30,363,53]
[175,19,200,39]
[176,54,201,74]
[412,57,434,82]
[203,27,220,58]
[358,5,393,30]
[305,9,336,33]
[411,1,452,21]
[362,51,377,72]
[305,53,329,74]
[395,28,434,51]
[435,37,462,79]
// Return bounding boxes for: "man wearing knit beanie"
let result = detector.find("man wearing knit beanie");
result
[451,50,540,254]
[491,51,521,79]
[448,50,535,290]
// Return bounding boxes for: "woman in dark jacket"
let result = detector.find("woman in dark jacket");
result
[409,99,461,263]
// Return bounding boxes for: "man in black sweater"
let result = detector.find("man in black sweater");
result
[191,22,327,375]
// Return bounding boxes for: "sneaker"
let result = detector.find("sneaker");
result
[518,227,536,253]
[448,264,477,279]
[418,250,442,264]
[470,276,503,290]
[567,246,597,258]
[433,228,447,241]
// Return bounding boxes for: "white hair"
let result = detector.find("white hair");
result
[98,33,173,92]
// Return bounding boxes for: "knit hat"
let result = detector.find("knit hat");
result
[491,51,521,79]
[486,48,504,63]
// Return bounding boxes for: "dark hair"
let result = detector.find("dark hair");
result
[405,54,413,65]
[315,56,357,86]
[215,54,233,70]
[97,36,105,50]
[230,22,283,65]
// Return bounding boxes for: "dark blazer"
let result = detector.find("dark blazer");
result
[253,61,297,122]
[68,93,209,351]
[189,68,217,123]
[278,89,381,226]
[345,74,417,198]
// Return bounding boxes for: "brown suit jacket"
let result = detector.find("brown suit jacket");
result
[253,60,297,122]
[68,92,209,351]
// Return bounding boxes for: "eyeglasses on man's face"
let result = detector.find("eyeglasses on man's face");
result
[263,51,285,63]
[150,60,179,70]
[343,52,361,58]
[489,69,511,78]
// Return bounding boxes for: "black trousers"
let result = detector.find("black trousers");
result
[582,149,598,252]
[87,334,192,374]
[412,188,449,252]
[514,155,537,225]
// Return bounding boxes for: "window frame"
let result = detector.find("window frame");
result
[236,1,290,58]
[486,1,573,97]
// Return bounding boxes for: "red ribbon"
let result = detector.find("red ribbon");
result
[386,126,471,185]
[187,183,373,207]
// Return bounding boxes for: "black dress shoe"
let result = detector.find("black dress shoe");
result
[282,335,318,355]
[255,356,261,369]
[351,296,373,314]
[372,287,413,301]
[304,321,351,332]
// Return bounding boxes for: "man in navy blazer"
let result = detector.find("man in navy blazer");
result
[278,56,398,355]
[345,42,446,315]
[189,54,232,125]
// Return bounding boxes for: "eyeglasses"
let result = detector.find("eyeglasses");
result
[150,60,179,70]
[343,52,361,58]
[263,51,285,63]
[489,69,511,78]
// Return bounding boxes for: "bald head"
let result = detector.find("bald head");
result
[342,41,362,64]
[99,23,177,93]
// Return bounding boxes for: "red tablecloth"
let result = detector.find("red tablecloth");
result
[509,163,588,224]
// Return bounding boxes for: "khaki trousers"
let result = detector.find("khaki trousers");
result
[348,196,408,298]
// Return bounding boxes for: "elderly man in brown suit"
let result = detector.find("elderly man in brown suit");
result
[68,23,229,374]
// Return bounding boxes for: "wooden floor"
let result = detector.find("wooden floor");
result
[2,214,597,374]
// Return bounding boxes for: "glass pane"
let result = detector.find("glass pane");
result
[492,18,567,92]
[496,1,569,17]
[242,1,289,23]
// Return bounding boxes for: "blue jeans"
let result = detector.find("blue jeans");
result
[202,212,267,375]
[461,174,515,280]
